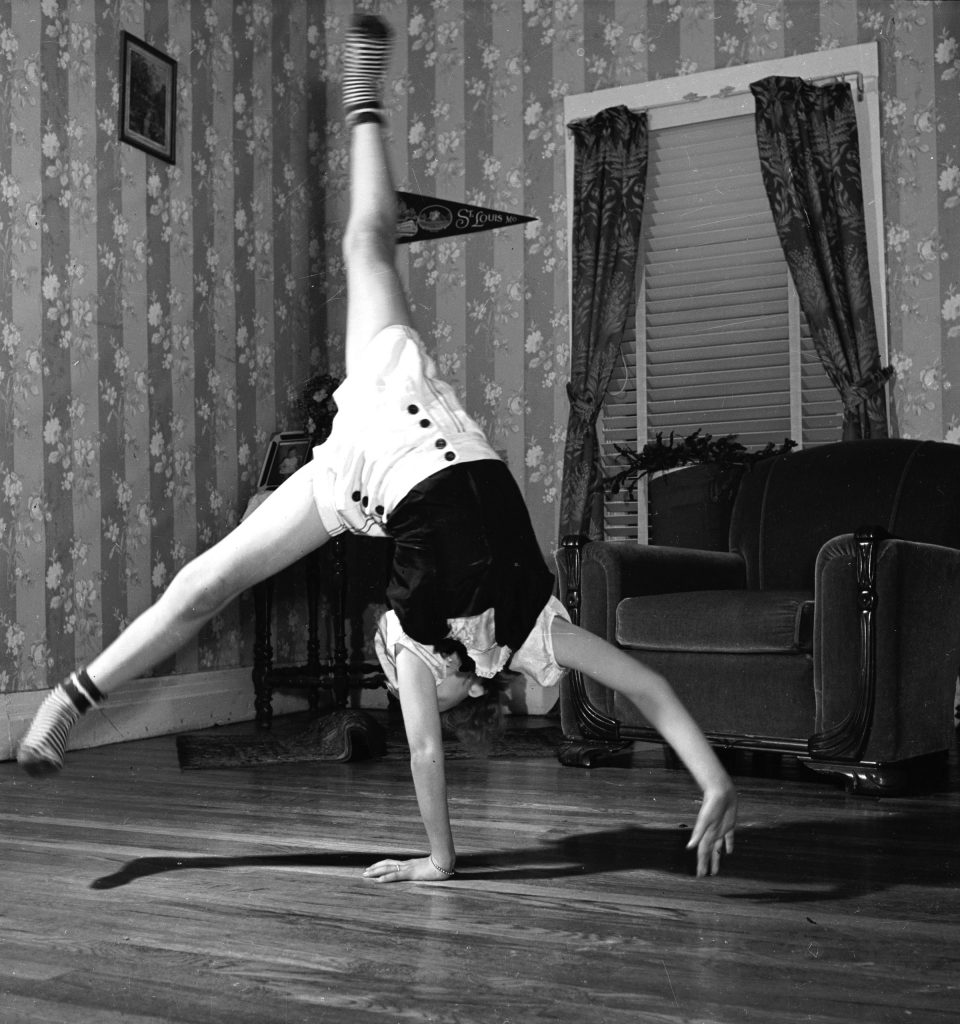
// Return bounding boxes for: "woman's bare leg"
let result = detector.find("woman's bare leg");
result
[341,16,412,375]
[18,462,331,774]
[85,464,330,690]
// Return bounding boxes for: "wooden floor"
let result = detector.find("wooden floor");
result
[2,718,959,1024]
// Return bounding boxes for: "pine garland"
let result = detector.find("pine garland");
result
[606,428,796,499]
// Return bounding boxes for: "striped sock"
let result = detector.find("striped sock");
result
[342,14,392,127]
[17,668,104,776]
[67,667,105,710]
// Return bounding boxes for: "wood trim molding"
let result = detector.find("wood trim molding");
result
[0,663,548,763]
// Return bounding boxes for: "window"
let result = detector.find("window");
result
[565,44,887,542]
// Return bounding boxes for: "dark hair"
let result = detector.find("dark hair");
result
[433,635,475,671]
[433,636,512,754]
[440,675,508,755]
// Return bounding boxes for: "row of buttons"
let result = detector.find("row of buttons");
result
[351,490,384,514]
[351,402,457,512]
[407,402,456,459]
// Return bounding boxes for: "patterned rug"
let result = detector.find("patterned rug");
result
[175,709,564,770]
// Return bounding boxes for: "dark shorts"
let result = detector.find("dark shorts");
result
[385,459,555,651]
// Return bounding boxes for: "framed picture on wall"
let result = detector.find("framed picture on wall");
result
[257,431,313,491]
[119,31,177,164]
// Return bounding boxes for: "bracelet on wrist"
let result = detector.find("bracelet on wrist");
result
[429,854,455,876]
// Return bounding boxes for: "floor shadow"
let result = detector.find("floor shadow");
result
[91,851,380,890]
[462,809,960,902]
[90,806,959,903]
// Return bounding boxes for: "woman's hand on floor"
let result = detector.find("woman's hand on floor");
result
[363,855,454,883]
[686,784,737,877]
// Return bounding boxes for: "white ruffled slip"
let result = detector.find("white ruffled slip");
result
[374,596,570,693]
[446,608,512,678]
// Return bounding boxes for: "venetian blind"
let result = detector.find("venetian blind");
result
[600,113,842,540]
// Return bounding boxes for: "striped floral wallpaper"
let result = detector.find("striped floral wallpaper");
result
[1,0,958,694]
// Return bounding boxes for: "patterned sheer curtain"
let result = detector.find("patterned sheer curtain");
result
[751,76,892,440]
[559,105,648,540]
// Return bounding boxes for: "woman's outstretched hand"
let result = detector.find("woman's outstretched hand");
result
[363,855,454,883]
[686,784,737,877]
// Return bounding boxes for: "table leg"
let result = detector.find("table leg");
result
[332,537,349,707]
[252,578,274,729]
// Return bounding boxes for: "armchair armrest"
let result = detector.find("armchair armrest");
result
[557,534,746,642]
[810,528,960,763]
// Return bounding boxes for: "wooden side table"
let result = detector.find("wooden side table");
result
[251,535,384,729]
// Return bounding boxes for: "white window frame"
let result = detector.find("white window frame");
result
[564,43,887,543]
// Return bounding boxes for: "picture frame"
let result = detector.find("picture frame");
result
[118,31,177,164]
[257,431,313,491]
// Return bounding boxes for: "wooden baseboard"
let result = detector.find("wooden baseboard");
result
[0,669,316,762]
[1,665,559,763]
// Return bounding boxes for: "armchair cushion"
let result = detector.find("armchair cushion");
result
[617,590,814,654]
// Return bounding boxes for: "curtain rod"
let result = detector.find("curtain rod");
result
[634,69,873,117]
[568,69,875,129]
[719,69,871,102]
[808,71,866,101]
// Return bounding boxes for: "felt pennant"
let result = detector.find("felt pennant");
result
[395,191,536,244]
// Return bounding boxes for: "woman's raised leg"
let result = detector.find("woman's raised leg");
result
[341,15,412,375]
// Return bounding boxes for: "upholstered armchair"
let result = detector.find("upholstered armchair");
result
[558,439,960,794]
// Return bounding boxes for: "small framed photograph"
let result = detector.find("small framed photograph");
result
[257,431,313,491]
[119,31,177,164]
